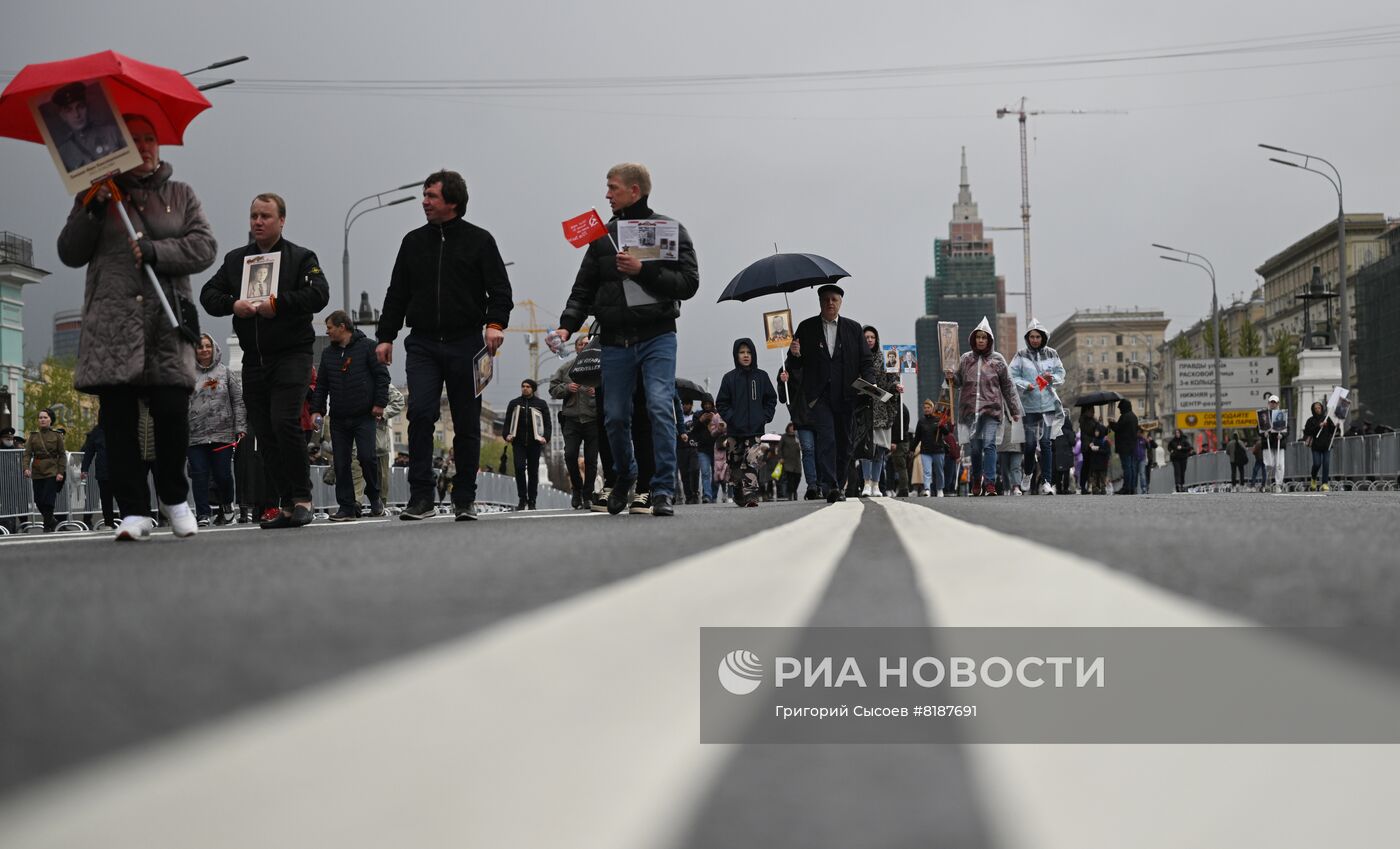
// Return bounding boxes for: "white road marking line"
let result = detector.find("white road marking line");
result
[0,502,866,849]
[878,498,1400,849]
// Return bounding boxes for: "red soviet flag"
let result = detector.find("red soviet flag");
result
[562,210,608,248]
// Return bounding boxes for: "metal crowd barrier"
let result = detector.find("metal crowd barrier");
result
[1171,433,1400,493]
[1,449,570,533]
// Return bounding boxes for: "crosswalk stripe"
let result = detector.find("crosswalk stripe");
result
[877,498,1400,849]
[0,502,866,848]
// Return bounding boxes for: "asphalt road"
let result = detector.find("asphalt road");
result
[1,491,1397,848]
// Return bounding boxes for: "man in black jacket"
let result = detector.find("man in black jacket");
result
[552,163,700,518]
[311,310,390,520]
[201,193,330,529]
[784,284,877,502]
[504,379,552,510]
[375,170,513,522]
[1110,398,1140,495]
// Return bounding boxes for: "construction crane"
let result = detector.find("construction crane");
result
[995,98,1124,328]
[503,299,550,384]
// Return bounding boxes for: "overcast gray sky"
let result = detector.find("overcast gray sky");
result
[4,0,1398,415]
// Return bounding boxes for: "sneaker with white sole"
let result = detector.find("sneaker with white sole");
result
[1040,481,1054,496]
[162,502,198,538]
[628,492,652,514]
[114,515,156,541]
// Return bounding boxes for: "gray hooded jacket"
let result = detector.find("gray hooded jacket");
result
[188,334,245,445]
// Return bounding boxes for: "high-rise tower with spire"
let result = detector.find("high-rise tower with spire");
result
[915,149,1008,405]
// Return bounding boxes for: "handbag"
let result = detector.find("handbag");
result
[568,337,602,387]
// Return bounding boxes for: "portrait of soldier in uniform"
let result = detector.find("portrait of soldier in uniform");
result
[45,82,126,172]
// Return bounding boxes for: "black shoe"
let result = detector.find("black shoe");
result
[591,489,610,513]
[651,493,674,516]
[825,488,841,503]
[628,492,653,515]
[454,502,478,521]
[328,510,358,522]
[400,499,436,520]
[805,488,821,501]
[571,491,583,510]
[261,504,314,529]
[516,499,528,511]
[368,499,386,517]
[527,501,536,511]
[608,480,634,515]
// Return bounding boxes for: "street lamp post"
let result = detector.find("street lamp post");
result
[1153,244,1224,448]
[1131,334,1157,420]
[342,183,420,312]
[1259,144,1348,389]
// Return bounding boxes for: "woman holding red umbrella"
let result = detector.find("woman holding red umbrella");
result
[57,113,216,541]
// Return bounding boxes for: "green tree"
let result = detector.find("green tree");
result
[1238,320,1264,357]
[1170,334,1194,360]
[1266,332,1299,388]
[22,356,93,448]
[1213,321,1233,359]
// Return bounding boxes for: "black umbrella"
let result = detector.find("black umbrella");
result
[1073,390,1124,407]
[676,378,712,406]
[716,253,850,303]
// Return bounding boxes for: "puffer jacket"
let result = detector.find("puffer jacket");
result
[716,338,777,439]
[188,334,245,445]
[558,198,700,345]
[310,329,391,419]
[951,317,1021,424]
[1009,318,1066,415]
[24,427,66,479]
[57,162,217,391]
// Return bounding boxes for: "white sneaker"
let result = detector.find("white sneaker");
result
[937,490,945,498]
[162,502,198,538]
[1011,487,1023,496]
[114,515,156,541]
[861,482,873,497]
[1040,481,1054,496]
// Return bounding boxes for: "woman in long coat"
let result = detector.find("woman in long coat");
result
[57,115,216,541]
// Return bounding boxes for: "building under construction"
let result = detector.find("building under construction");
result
[915,149,1008,406]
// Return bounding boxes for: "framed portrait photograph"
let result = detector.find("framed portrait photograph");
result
[937,322,960,372]
[473,346,495,398]
[763,308,793,349]
[240,252,281,304]
[28,79,141,195]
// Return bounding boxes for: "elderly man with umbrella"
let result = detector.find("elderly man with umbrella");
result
[784,284,877,502]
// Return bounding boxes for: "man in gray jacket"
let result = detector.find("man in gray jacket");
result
[549,333,599,508]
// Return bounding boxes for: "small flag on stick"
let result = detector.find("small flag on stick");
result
[562,209,616,250]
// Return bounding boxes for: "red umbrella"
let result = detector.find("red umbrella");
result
[0,50,209,145]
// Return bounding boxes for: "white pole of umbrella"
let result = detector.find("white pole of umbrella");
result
[110,197,178,328]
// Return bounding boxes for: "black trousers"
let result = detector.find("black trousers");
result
[243,351,313,508]
[561,416,598,496]
[97,386,190,518]
[513,440,542,503]
[1172,457,1188,489]
[331,413,380,512]
[31,477,61,531]
[595,382,654,493]
[808,388,855,493]
[91,477,115,526]
[405,333,481,505]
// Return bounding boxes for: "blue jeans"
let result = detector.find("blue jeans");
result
[698,450,714,500]
[860,447,888,487]
[187,443,235,518]
[968,414,1000,485]
[796,428,818,491]
[600,333,678,497]
[405,332,482,505]
[1311,449,1331,484]
[331,413,380,512]
[1119,453,1138,494]
[921,452,946,493]
[1022,412,1055,483]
